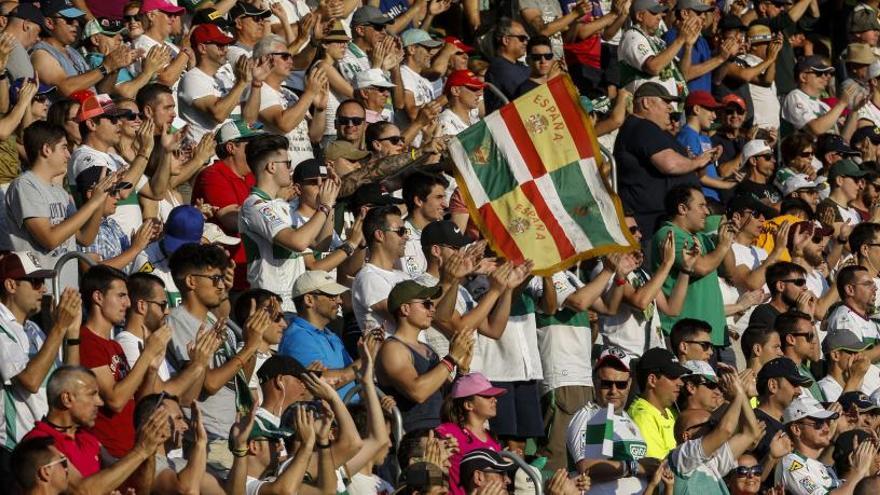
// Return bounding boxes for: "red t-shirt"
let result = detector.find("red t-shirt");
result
[564,13,602,69]
[24,420,102,477]
[79,326,136,458]
[191,160,256,290]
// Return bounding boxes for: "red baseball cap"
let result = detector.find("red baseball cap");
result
[685,90,722,110]
[444,36,474,54]
[191,23,234,46]
[0,252,55,280]
[445,70,485,91]
[721,93,746,111]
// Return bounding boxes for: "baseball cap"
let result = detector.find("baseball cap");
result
[850,8,880,33]
[387,280,442,315]
[748,24,773,43]
[292,158,328,183]
[783,395,839,424]
[595,346,632,371]
[83,18,127,38]
[685,90,722,110]
[818,133,860,157]
[41,0,85,18]
[0,252,56,280]
[325,140,371,162]
[726,194,777,222]
[216,119,264,144]
[401,29,443,48]
[633,81,680,101]
[721,94,747,111]
[354,68,396,90]
[202,222,240,246]
[781,174,820,196]
[73,91,125,122]
[140,0,185,15]
[632,0,668,13]
[828,159,869,182]
[291,270,349,299]
[796,55,834,75]
[421,221,473,250]
[351,5,392,26]
[191,23,234,46]
[851,125,880,146]
[838,391,876,411]
[636,348,691,380]
[257,355,308,384]
[347,183,405,211]
[397,462,448,493]
[191,8,232,31]
[757,357,813,389]
[162,205,205,254]
[9,4,45,27]
[74,166,134,196]
[741,139,773,165]
[682,360,718,383]
[445,36,475,53]
[676,0,712,11]
[9,78,55,105]
[822,329,871,354]
[450,372,507,399]
[718,14,746,31]
[229,2,270,19]
[846,43,875,65]
[445,70,486,92]
[459,449,517,483]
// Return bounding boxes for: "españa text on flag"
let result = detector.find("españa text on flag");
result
[449,75,637,275]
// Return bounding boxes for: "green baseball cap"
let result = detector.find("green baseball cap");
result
[388,281,441,315]
[828,158,869,182]
[216,119,265,144]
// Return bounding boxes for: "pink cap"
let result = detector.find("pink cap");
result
[141,0,185,15]
[450,372,507,399]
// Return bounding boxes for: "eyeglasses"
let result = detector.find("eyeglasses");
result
[124,14,140,22]
[383,226,410,237]
[16,278,45,290]
[685,340,712,351]
[144,299,169,312]
[33,94,49,104]
[734,465,763,478]
[271,52,293,61]
[190,273,227,287]
[270,160,293,169]
[506,34,529,42]
[799,418,832,429]
[790,332,816,342]
[530,53,554,61]
[376,135,404,145]
[599,379,629,390]
[42,456,69,470]
[337,116,365,126]
[410,299,435,310]
[781,278,807,286]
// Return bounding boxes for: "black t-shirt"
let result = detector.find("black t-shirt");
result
[736,179,782,205]
[711,133,746,205]
[485,56,531,113]
[751,12,799,96]
[748,303,782,331]
[753,408,784,465]
[614,115,699,226]
[513,78,540,99]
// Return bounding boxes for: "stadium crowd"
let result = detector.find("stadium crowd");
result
[5,0,880,493]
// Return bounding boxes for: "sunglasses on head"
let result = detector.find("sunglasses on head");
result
[337,116,365,126]
[734,465,763,477]
[530,53,554,61]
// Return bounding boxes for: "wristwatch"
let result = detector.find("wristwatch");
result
[98,64,109,77]
[339,243,355,256]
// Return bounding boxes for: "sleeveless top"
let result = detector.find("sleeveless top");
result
[32,41,91,79]
[384,336,444,432]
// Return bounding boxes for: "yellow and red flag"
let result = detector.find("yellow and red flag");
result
[449,75,637,275]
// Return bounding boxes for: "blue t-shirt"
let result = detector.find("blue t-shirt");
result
[676,124,719,201]
[86,52,134,84]
[279,316,356,401]
[662,29,712,93]
[380,0,409,19]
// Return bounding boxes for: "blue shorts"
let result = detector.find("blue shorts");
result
[488,380,545,439]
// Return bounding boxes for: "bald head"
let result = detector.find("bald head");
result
[46,365,95,407]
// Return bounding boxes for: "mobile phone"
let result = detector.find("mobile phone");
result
[297,400,324,418]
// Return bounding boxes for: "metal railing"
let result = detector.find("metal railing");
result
[50,251,96,297]
[498,450,544,495]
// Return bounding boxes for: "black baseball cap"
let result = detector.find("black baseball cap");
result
[256,355,308,384]
[75,166,133,195]
[421,221,472,250]
[718,14,747,31]
[851,126,880,146]
[726,194,776,221]
[191,7,232,31]
[459,449,516,484]
[757,357,813,389]
[347,182,405,212]
[292,158,329,184]
[10,3,46,26]
[838,391,876,411]
[796,55,834,75]
[636,348,691,381]
[818,133,860,157]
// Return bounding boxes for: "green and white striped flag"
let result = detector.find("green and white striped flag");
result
[583,403,615,458]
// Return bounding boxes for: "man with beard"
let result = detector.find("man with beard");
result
[826,266,880,366]
[850,222,880,316]
[722,195,791,293]
[752,357,808,464]
[748,262,813,331]
[79,265,170,459]
[599,214,695,358]
[568,348,658,494]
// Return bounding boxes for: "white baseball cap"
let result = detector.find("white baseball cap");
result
[354,68,397,90]
[783,395,839,424]
[202,222,240,246]
[291,270,349,299]
[682,360,718,383]
[741,140,773,166]
[781,174,819,196]
[595,346,632,371]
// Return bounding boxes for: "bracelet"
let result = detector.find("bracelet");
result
[318,203,332,216]
[680,268,694,276]
[251,81,263,88]
[440,356,455,372]
[316,442,331,449]
[98,64,109,77]
[65,338,81,346]
[136,153,149,160]
[231,448,249,457]
[614,277,626,286]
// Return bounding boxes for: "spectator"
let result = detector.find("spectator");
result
[513,35,563,98]
[782,56,855,136]
[776,311,825,400]
[484,18,531,113]
[82,18,167,100]
[740,325,784,376]
[225,3,270,66]
[618,0,690,96]
[5,4,44,80]
[669,318,714,363]
[736,139,782,205]
[817,158,867,224]
[9,437,70,495]
[737,25,781,130]
[818,329,875,400]
[678,360,723,412]
[628,347,690,459]
[748,261,811,331]
[130,0,188,88]
[458,449,516,495]
[355,70,398,125]
[665,0,735,94]
[399,172,449,275]
[440,70,484,136]
[676,90,727,203]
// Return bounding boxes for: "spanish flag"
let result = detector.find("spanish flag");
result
[449,75,637,275]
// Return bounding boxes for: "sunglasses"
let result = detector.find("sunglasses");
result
[755,153,775,160]
[799,150,814,157]
[530,53,554,61]
[383,226,410,236]
[377,135,404,145]
[410,299,435,310]
[599,379,628,390]
[685,340,712,351]
[800,418,832,429]
[124,14,139,22]
[271,52,293,61]
[121,112,143,121]
[144,299,169,312]
[506,34,529,42]
[726,107,746,115]
[790,331,815,342]
[734,465,763,477]
[695,379,719,390]
[782,278,807,287]
[337,116,365,126]
[17,278,45,290]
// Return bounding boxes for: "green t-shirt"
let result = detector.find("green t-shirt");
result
[651,221,726,345]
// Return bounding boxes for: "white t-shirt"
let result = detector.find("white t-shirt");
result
[351,263,411,335]
[826,304,880,345]
[537,271,593,392]
[618,28,678,96]
[782,89,833,132]
[595,264,665,358]
[396,219,426,276]
[740,53,780,130]
[669,440,736,491]
[226,43,252,67]
[857,100,880,127]
[259,84,314,166]
[398,64,436,140]
[115,330,172,381]
[439,108,478,137]
[131,35,181,93]
[776,452,840,495]
[178,66,241,144]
